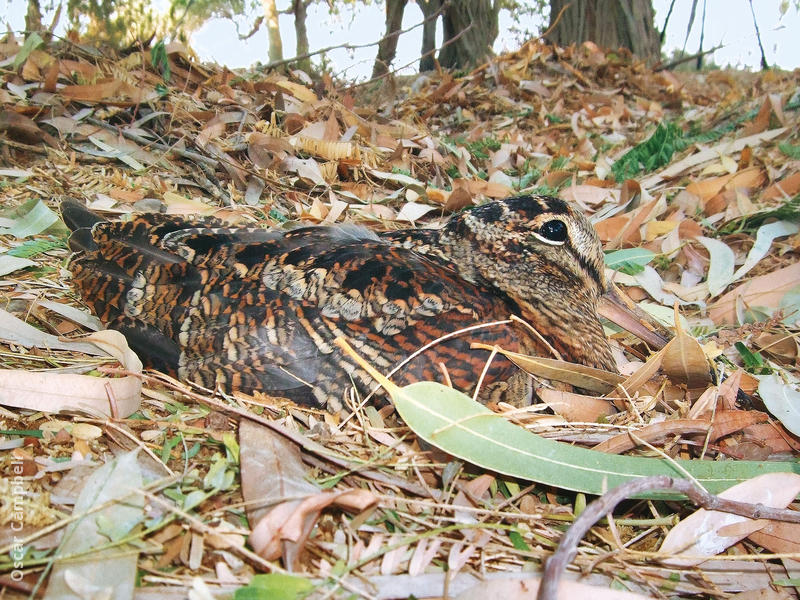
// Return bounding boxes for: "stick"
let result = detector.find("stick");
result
[538,475,800,600]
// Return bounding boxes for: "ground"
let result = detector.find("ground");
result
[0,36,799,599]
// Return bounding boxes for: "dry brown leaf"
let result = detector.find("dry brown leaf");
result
[742,94,786,136]
[594,419,710,454]
[640,128,787,189]
[457,178,514,198]
[686,167,765,204]
[445,187,474,211]
[60,80,122,102]
[250,488,377,563]
[748,520,800,554]
[537,388,616,422]
[740,422,800,454]
[408,538,442,577]
[661,305,711,389]
[0,109,59,146]
[762,172,800,200]
[618,347,664,397]
[163,192,218,216]
[471,344,624,393]
[0,330,142,418]
[753,332,798,364]
[709,262,800,325]
[239,419,319,529]
[560,184,620,207]
[274,80,318,104]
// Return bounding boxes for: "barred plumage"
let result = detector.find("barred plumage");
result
[62,196,616,413]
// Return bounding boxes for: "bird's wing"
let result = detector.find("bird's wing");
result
[67,211,528,408]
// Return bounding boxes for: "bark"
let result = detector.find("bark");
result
[438,0,499,70]
[547,0,661,63]
[25,0,44,32]
[371,0,407,78]
[419,0,443,72]
[292,0,311,72]
[262,0,283,62]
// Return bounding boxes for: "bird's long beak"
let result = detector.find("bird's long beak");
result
[597,283,670,350]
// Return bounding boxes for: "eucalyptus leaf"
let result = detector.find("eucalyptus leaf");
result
[0,199,67,239]
[472,344,623,393]
[336,339,800,499]
[393,381,797,498]
[779,285,800,326]
[0,307,106,355]
[366,169,426,192]
[604,248,656,271]
[731,220,799,283]
[234,573,313,600]
[13,31,44,69]
[0,254,36,276]
[89,135,146,171]
[758,375,800,437]
[696,236,735,297]
[43,451,143,600]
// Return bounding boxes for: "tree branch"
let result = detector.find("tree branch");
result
[538,475,800,600]
[654,43,722,72]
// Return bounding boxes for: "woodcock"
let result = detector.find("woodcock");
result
[63,196,633,413]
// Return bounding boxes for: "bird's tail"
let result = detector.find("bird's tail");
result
[61,199,105,253]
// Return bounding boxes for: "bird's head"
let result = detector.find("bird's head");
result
[444,196,607,312]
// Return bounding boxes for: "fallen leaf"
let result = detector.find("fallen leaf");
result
[661,305,711,389]
[538,388,617,422]
[455,576,650,599]
[0,325,142,418]
[758,375,800,437]
[709,263,800,325]
[43,451,143,599]
[659,473,800,566]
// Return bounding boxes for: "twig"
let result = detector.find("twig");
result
[543,3,569,40]
[140,489,283,573]
[84,116,218,168]
[0,137,50,155]
[538,475,800,600]
[654,43,722,72]
[138,371,439,500]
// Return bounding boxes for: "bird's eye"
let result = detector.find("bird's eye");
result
[539,220,568,243]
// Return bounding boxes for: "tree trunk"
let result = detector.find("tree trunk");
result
[371,0,407,78]
[262,0,283,63]
[547,0,660,63]
[293,0,311,72]
[419,0,443,72]
[25,0,43,32]
[438,0,499,70]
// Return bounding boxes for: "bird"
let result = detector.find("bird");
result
[62,196,621,414]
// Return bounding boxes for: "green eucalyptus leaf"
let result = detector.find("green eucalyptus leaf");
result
[235,574,314,600]
[0,199,67,239]
[391,381,799,499]
[604,248,656,271]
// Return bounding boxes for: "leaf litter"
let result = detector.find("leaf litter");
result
[0,34,799,599]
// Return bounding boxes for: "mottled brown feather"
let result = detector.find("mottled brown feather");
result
[63,196,615,412]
